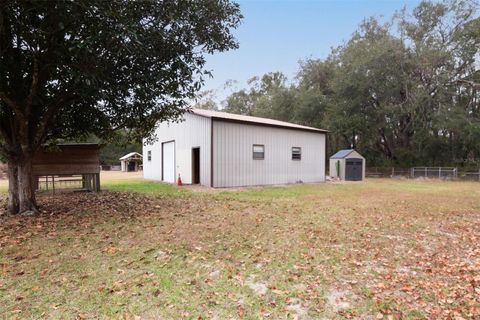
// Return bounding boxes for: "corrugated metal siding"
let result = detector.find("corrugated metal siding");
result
[143,113,211,185]
[213,121,325,187]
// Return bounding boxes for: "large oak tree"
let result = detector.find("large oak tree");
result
[0,0,242,214]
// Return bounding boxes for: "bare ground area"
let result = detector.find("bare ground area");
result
[0,170,144,191]
[100,170,144,181]
[0,179,479,319]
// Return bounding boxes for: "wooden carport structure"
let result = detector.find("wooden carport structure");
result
[32,144,101,192]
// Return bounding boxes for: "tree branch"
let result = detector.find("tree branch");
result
[33,93,76,149]
[0,91,25,120]
[456,79,480,89]
[25,55,39,115]
[0,122,9,144]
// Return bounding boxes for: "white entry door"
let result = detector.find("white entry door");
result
[162,141,175,183]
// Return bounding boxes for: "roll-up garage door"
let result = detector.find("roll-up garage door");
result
[162,141,175,183]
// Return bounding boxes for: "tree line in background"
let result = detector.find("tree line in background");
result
[79,131,142,166]
[199,0,480,168]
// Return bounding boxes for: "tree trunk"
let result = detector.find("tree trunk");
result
[7,162,19,214]
[17,157,37,214]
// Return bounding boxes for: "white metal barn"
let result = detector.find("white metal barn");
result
[329,149,365,181]
[143,109,328,187]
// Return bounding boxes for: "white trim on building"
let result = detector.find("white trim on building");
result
[143,109,328,187]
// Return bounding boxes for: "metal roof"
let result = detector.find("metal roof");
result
[119,152,142,160]
[190,109,328,133]
[330,149,355,159]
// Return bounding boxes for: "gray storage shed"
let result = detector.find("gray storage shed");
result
[329,149,365,181]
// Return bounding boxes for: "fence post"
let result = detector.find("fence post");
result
[411,168,414,178]
[391,167,394,177]
[425,167,427,177]
[439,167,441,179]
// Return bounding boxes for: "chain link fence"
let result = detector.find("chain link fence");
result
[366,167,480,181]
[411,167,457,179]
[366,167,410,178]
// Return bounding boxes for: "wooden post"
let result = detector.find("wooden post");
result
[439,167,441,179]
[85,174,91,191]
[52,176,55,194]
[95,173,101,191]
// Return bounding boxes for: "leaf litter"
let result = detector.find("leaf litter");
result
[0,180,479,319]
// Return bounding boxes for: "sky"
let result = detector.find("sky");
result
[202,0,422,101]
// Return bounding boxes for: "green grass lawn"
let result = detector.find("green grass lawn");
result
[103,178,190,196]
[1,179,479,319]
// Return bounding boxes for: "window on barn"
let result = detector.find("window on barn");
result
[253,144,265,160]
[147,150,152,161]
[292,147,301,160]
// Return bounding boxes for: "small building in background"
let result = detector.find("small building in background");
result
[32,144,101,192]
[329,149,365,181]
[119,152,143,172]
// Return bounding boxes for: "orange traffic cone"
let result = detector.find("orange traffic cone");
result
[177,174,182,186]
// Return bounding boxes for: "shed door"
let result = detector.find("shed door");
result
[162,141,175,183]
[345,158,362,181]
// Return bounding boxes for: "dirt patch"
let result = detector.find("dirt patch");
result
[285,297,309,318]
[245,274,268,296]
[326,288,358,312]
[101,170,143,180]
